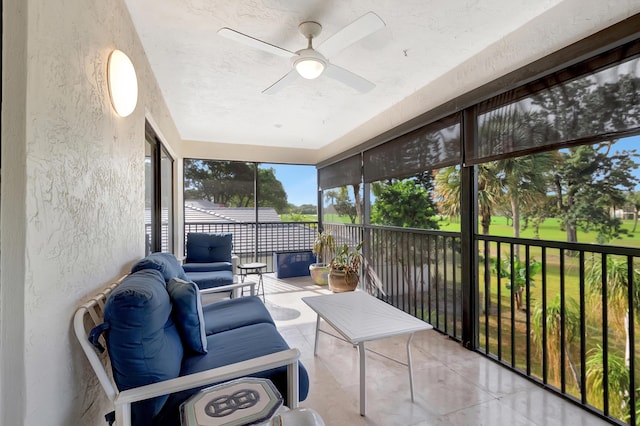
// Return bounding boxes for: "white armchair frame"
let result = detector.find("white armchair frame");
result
[74,276,300,426]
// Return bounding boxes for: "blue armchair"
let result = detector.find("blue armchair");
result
[182,232,238,291]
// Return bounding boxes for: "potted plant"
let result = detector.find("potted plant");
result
[328,241,364,293]
[309,231,336,285]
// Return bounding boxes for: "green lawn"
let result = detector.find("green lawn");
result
[437,216,640,248]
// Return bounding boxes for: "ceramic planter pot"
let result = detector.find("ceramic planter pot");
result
[309,263,330,285]
[328,269,359,292]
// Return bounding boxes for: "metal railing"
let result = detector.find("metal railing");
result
[325,222,640,425]
[477,235,640,425]
[184,221,318,271]
[324,222,463,339]
[183,219,640,425]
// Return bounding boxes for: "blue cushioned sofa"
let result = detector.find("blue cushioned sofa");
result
[182,232,236,290]
[77,253,309,426]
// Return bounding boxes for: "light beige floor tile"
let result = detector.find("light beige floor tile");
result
[252,274,612,426]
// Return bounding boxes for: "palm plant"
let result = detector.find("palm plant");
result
[491,255,541,311]
[584,255,640,418]
[312,231,336,266]
[531,294,581,387]
[585,255,640,365]
[586,345,630,419]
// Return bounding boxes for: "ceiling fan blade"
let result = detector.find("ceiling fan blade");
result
[317,12,385,59]
[324,64,375,93]
[218,28,296,58]
[262,70,300,94]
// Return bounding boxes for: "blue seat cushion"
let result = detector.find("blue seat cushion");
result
[182,261,232,273]
[186,232,232,263]
[102,269,184,425]
[131,252,188,282]
[185,270,234,290]
[151,323,309,425]
[166,277,207,354]
[202,296,274,335]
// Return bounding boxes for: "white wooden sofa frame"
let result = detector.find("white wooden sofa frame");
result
[74,275,299,426]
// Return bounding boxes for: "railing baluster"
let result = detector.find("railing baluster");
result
[497,242,502,361]
[560,248,566,394]
[484,239,490,355]
[444,236,449,334]
[579,250,586,404]
[541,247,548,385]
[453,236,458,338]
[510,243,516,368]
[627,255,636,426]
[601,252,609,417]
[525,244,531,376]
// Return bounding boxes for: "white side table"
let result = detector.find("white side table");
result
[238,262,267,301]
[180,377,282,426]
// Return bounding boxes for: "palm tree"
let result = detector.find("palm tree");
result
[627,191,640,233]
[585,255,640,366]
[495,152,554,257]
[531,294,581,388]
[434,164,501,234]
[586,345,630,419]
[434,166,461,220]
[585,255,640,418]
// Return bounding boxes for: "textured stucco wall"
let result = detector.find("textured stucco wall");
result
[1,0,181,424]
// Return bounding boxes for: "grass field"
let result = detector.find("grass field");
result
[437,216,640,248]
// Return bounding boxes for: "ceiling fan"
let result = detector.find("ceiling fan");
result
[218,12,385,94]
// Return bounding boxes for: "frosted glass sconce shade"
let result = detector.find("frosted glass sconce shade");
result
[108,50,138,117]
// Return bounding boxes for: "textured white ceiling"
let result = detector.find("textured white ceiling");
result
[124,0,639,162]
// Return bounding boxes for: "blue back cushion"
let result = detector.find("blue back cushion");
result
[186,233,232,263]
[103,269,184,423]
[166,277,207,354]
[131,252,188,282]
[202,296,274,335]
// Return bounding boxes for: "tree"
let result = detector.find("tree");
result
[585,255,640,418]
[586,345,630,419]
[183,160,289,213]
[371,172,439,229]
[434,164,501,234]
[323,187,361,223]
[627,191,640,233]
[553,143,638,244]
[521,195,557,239]
[491,255,541,311]
[496,151,554,256]
[531,295,581,388]
[184,160,253,206]
[477,163,502,235]
[257,167,288,213]
[434,166,461,220]
[586,256,640,366]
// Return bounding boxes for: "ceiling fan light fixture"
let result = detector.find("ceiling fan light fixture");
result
[295,58,325,79]
[293,48,326,79]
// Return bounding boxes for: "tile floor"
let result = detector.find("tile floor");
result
[249,273,611,426]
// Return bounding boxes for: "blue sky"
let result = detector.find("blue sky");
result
[264,164,318,206]
[268,134,640,206]
[610,134,640,188]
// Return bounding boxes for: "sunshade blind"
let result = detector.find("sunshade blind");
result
[318,154,362,190]
[469,41,640,164]
[363,115,461,183]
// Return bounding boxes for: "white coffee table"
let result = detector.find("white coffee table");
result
[302,291,433,416]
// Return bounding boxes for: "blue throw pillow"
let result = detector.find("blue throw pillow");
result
[131,252,188,282]
[166,277,207,354]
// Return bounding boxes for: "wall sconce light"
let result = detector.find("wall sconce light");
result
[107,49,138,117]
